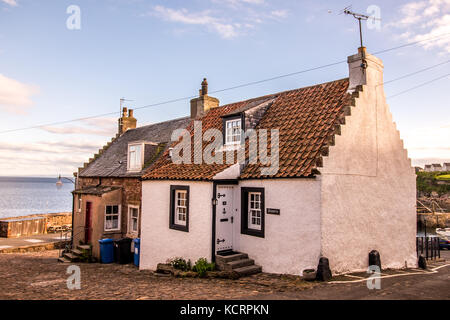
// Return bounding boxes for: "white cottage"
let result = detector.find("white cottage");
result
[139,48,417,276]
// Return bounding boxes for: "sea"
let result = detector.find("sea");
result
[0,177,73,219]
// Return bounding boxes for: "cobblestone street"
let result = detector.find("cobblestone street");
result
[0,250,316,300]
[0,250,448,300]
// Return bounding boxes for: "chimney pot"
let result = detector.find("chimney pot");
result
[201,78,208,96]
[118,107,137,135]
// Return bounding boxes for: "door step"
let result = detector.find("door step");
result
[234,264,262,277]
[58,245,92,263]
[216,252,261,277]
[57,257,71,263]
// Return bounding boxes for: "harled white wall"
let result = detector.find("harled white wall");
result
[320,54,417,273]
[140,180,213,270]
[235,179,322,275]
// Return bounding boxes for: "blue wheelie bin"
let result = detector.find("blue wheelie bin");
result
[98,238,114,264]
[133,238,140,267]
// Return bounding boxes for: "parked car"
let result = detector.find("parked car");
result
[438,236,450,250]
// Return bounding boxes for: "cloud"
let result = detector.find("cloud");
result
[218,0,264,7]
[387,0,450,53]
[40,117,117,136]
[0,74,39,114]
[0,140,104,154]
[1,0,17,6]
[149,1,289,39]
[270,10,288,19]
[152,5,240,38]
[402,125,450,163]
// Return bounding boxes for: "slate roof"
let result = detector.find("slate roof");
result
[72,185,122,195]
[142,78,352,180]
[79,117,191,178]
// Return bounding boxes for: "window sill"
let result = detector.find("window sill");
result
[169,223,188,233]
[104,230,121,234]
[241,228,264,238]
[218,144,242,152]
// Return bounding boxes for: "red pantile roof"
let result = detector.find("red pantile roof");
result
[143,78,352,180]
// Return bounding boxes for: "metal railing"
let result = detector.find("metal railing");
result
[58,226,89,258]
[416,236,440,260]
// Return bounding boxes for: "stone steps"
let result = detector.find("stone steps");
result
[57,257,71,263]
[234,264,262,277]
[216,251,261,277]
[63,252,79,261]
[58,245,92,263]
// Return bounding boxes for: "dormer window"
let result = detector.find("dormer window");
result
[225,118,242,145]
[128,143,143,171]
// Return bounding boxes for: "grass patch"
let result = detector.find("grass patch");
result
[436,174,450,181]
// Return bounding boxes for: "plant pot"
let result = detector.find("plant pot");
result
[302,269,316,281]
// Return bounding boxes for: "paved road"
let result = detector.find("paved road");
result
[0,250,448,300]
[0,233,68,250]
[252,251,450,300]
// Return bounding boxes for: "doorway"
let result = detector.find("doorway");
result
[215,185,234,252]
[85,201,92,243]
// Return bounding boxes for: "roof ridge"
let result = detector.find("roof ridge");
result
[127,116,190,132]
[217,77,350,109]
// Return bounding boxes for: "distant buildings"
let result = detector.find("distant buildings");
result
[423,163,448,172]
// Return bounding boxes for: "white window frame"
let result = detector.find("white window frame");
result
[248,192,262,231]
[128,205,139,234]
[127,142,144,172]
[104,204,121,232]
[225,118,242,146]
[77,195,82,213]
[174,190,187,227]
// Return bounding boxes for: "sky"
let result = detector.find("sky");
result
[0,0,449,177]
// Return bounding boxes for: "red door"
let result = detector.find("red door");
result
[85,202,92,243]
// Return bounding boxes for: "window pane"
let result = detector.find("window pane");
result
[113,206,118,214]
[106,206,112,214]
[112,216,118,229]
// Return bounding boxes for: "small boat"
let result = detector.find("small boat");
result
[436,228,450,237]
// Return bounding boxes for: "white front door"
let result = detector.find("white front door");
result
[216,185,234,252]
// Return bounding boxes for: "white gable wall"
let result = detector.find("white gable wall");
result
[319,54,416,273]
[140,180,213,270]
[236,178,321,275]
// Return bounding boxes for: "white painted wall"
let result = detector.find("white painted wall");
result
[140,180,213,270]
[235,179,322,275]
[320,52,417,274]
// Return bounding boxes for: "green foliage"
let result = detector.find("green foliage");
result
[417,171,450,196]
[192,258,215,278]
[169,257,192,271]
[436,174,450,181]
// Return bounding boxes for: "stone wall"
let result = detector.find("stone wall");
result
[77,177,142,237]
[417,213,450,228]
[0,212,72,238]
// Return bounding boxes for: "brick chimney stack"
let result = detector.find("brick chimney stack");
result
[190,78,219,119]
[118,107,137,135]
